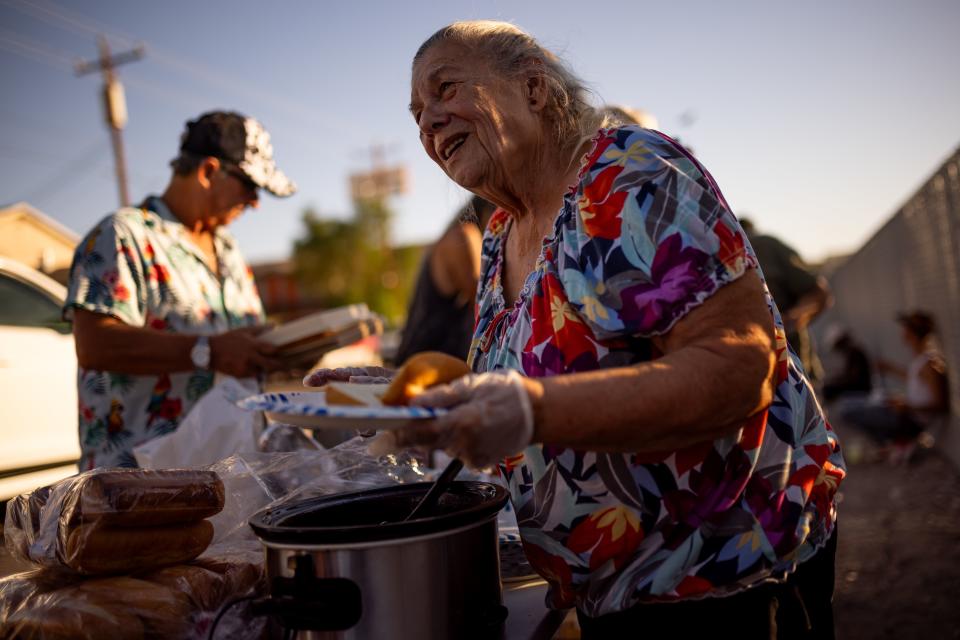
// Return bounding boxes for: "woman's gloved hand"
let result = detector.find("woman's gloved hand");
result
[370,370,536,469]
[303,366,395,387]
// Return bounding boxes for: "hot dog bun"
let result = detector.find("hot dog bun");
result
[72,469,225,527]
[64,520,214,575]
[381,352,471,406]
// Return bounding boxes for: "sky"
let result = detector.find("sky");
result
[1,0,959,265]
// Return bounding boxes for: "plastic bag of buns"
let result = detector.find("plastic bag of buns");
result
[3,468,224,575]
[0,550,265,640]
[2,485,50,563]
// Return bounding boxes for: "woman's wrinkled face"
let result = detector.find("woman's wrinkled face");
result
[410,40,540,194]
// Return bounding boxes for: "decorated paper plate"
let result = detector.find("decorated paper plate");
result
[237,390,446,429]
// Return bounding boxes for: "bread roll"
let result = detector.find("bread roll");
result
[69,469,225,528]
[64,520,214,575]
[381,351,471,406]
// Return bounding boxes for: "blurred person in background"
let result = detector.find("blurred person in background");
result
[840,311,949,461]
[739,217,832,383]
[385,20,844,638]
[601,104,659,130]
[821,329,873,403]
[394,195,497,364]
[64,111,295,469]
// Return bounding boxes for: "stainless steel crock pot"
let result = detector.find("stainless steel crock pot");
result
[248,481,510,640]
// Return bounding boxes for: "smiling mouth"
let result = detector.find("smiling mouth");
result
[440,133,468,160]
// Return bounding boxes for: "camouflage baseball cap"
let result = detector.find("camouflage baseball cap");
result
[176,110,296,197]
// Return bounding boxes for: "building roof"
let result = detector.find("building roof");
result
[0,202,80,246]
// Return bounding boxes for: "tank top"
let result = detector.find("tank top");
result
[906,351,937,408]
[394,248,475,364]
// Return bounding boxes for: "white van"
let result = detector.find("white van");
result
[0,256,79,502]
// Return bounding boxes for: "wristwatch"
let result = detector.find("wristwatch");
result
[190,336,211,370]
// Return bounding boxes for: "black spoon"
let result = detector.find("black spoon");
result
[404,457,464,521]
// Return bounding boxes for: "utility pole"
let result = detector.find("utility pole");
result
[75,36,145,207]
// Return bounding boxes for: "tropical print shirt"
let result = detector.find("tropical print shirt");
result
[64,196,265,469]
[470,126,845,616]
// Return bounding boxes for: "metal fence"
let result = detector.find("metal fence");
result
[813,146,960,467]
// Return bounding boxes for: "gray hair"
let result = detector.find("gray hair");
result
[414,21,612,155]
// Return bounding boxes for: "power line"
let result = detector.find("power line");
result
[0,29,204,116]
[0,27,73,70]
[18,138,112,204]
[0,0,138,47]
[3,0,360,134]
[0,144,78,164]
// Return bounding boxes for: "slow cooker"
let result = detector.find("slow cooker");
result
[248,481,510,639]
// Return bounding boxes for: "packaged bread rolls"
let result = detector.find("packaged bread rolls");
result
[137,564,225,612]
[2,600,145,640]
[192,553,264,602]
[3,485,51,563]
[0,554,266,640]
[0,573,194,640]
[142,553,264,613]
[0,570,144,640]
[5,468,224,575]
[73,576,193,638]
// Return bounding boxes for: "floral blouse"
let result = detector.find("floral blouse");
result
[64,196,265,469]
[470,126,845,616]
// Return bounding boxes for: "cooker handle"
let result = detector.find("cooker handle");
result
[267,555,362,631]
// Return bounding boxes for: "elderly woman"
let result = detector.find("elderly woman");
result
[332,20,844,637]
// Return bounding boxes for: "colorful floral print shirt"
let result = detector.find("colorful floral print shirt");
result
[470,126,845,616]
[64,196,265,469]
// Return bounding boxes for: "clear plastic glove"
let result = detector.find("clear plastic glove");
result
[369,371,535,469]
[303,366,395,387]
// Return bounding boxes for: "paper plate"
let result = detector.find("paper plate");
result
[237,390,446,429]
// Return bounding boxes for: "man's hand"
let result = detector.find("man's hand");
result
[209,327,282,377]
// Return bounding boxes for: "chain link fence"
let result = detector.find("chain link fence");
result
[813,146,960,467]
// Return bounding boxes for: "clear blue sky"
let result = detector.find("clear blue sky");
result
[2,0,959,265]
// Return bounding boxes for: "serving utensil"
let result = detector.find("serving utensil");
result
[404,458,464,521]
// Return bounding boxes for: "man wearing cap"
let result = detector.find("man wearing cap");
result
[64,111,296,469]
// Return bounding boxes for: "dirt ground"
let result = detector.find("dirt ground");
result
[832,426,960,639]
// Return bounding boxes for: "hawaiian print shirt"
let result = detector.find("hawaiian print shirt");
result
[470,126,845,616]
[64,196,265,469]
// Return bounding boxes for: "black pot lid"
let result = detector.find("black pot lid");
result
[249,481,509,545]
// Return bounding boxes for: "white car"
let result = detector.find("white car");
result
[0,256,79,502]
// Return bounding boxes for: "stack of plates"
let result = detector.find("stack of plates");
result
[260,304,383,368]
